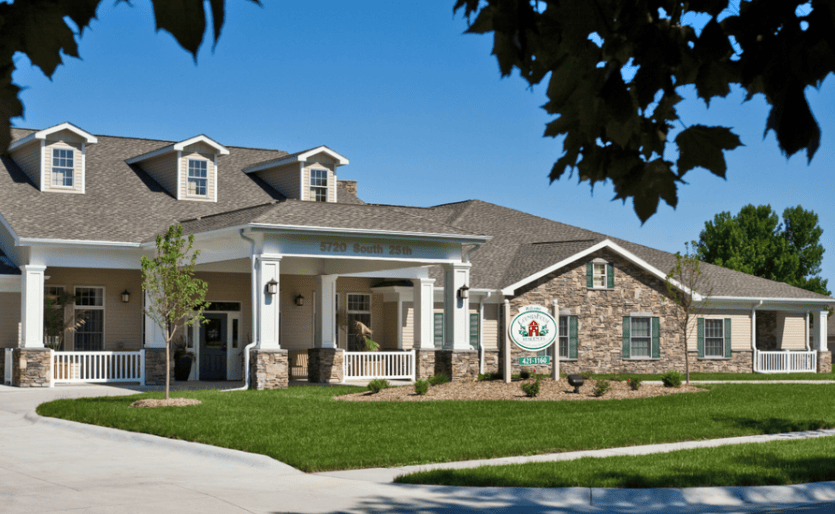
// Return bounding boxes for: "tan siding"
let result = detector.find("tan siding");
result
[371,293,384,346]
[48,129,86,144]
[257,163,302,199]
[280,275,315,350]
[482,304,499,350]
[141,153,179,196]
[0,293,20,348]
[180,150,216,202]
[302,167,310,201]
[42,139,84,194]
[382,302,398,349]
[778,313,808,350]
[9,143,41,188]
[686,311,752,351]
[401,302,414,350]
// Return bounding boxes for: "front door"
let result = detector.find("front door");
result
[200,313,227,380]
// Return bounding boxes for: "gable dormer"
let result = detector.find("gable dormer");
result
[243,146,348,202]
[8,122,97,194]
[126,135,229,202]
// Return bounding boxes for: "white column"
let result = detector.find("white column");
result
[257,255,282,349]
[813,310,828,352]
[143,290,167,348]
[413,278,435,349]
[20,265,46,348]
[314,275,337,349]
[444,262,471,350]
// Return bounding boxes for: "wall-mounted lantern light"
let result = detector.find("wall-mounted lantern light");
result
[294,294,305,307]
[266,278,278,296]
[121,289,131,303]
[458,284,470,300]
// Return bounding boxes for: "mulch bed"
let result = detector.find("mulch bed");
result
[129,398,203,408]
[336,378,705,402]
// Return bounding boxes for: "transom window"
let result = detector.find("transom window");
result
[188,159,208,196]
[559,316,569,358]
[51,148,74,187]
[346,293,371,351]
[309,168,328,202]
[593,263,607,288]
[704,319,724,357]
[630,317,651,358]
[74,287,104,351]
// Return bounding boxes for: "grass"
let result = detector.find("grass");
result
[395,436,835,488]
[37,384,835,472]
[587,371,835,381]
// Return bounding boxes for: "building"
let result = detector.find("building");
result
[0,123,830,387]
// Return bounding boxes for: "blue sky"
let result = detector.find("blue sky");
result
[10,1,835,289]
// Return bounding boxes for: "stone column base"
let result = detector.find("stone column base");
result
[143,348,173,386]
[438,349,479,381]
[12,348,51,387]
[249,349,289,390]
[308,348,343,383]
[818,351,832,373]
[415,349,440,380]
[482,350,500,375]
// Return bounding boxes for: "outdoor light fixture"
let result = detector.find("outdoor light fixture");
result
[567,374,585,394]
[458,284,470,300]
[266,278,278,295]
[294,294,305,307]
[121,289,130,303]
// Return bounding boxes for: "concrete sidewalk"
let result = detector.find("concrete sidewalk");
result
[2,384,835,513]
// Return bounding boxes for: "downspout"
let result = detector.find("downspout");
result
[223,229,258,391]
[752,300,763,372]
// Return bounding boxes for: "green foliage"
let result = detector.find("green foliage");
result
[661,371,684,388]
[454,0,829,222]
[414,379,429,395]
[592,379,611,397]
[520,377,541,398]
[627,378,642,391]
[367,379,390,393]
[519,370,531,380]
[428,373,450,386]
[697,204,829,296]
[43,290,87,351]
[363,337,379,352]
[579,371,593,380]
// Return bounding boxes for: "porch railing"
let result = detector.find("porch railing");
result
[3,348,11,385]
[343,350,415,381]
[757,350,817,373]
[53,350,145,385]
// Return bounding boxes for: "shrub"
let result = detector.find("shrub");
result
[579,371,593,379]
[519,370,531,380]
[521,378,541,398]
[367,378,389,393]
[592,379,611,397]
[414,379,429,396]
[478,372,498,381]
[661,371,684,388]
[627,377,643,391]
[428,373,450,386]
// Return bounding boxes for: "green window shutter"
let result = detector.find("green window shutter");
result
[724,318,732,358]
[569,315,578,359]
[586,262,593,288]
[607,263,614,289]
[697,318,705,358]
[470,313,479,350]
[622,316,631,359]
[433,313,444,348]
[651,317,660,359]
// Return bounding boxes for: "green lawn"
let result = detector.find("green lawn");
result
[37,384,835,472]
[395,435,835,488]
[585,371,835,381]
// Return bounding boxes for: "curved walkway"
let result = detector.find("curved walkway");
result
[1,384,834,514]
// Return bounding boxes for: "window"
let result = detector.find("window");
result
[630,317,651,357]
[346,293,371,351]
[587,262,614,288]
[593,263,607,288]
[559,316,569,358]
[74,287,104,351]
[51,148,74,187]
[309,168,328,202]
[470,313,479,351]
[434,312,444,348]
[705,319,724,357]
[188,159,208,196]
[44,286,66,349]
[623,316,659,359]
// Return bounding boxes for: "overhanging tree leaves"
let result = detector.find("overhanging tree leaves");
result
[0,0,260,153]
[454,0,833,222]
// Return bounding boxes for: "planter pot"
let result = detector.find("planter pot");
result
[174,357,193,381]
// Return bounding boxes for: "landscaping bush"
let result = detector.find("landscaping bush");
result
[367,379,390,393]
[428,373,450,386]
[478,372,498,381]
[627,377,642,391]
[592,379,611,397]
[520,370,531,380]
[521,378,541,398]
[661,371,683,388]
[579,371,593,379]
[414,379,429,396]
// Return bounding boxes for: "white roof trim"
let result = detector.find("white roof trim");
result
[243,146,349,174]
[126,135,229,164]
[707,296,834,305]
[17,237,142,248]
[9,122,98,151]
[501,239,699,299]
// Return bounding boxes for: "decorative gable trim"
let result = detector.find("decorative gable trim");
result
[9,122,98,151]
[126,135,229,165]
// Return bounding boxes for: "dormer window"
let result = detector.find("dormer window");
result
[187,159,208,197]
[51,148,74,188]
[310,168,328,202]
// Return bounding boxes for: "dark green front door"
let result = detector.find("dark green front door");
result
[200,313,227,380]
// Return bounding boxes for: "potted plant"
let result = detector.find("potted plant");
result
[172,337,195,381]
[352,321,384,376]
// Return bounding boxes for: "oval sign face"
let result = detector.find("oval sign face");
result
[509,305,557,352]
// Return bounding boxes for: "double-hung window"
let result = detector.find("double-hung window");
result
[346,293,371,351]
[558,316,569,358]
[587,261,614,289]
[623,316,659,359]
[593,263,607,288]
[74,287,105,351]
[698,318,731,358]
[310,168,328,202]
[188,159,208,197]
[630,317,651,357]
[52,148,74,187]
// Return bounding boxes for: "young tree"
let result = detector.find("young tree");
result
[666,242,713,385]
[43,290,87,351]
[141,224,209,400]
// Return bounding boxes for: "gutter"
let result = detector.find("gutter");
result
[223,230,258,391]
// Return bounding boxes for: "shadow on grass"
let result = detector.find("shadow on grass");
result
[711,416,831,434]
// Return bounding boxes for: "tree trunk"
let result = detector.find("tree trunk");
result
[684,328,690,385]
[165,339,170,400]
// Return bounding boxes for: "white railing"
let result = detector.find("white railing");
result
[53,350,145,385]
[3,348,11,385]
[343,350,415,381]
[757,350,817,373]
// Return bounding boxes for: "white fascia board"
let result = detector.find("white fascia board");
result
[9,122,98,151]
[298,146,349,166]
[17,238,142,249]
[243,146,349,174]
[500,239,698,299]
[247,223,490,243]
[0,213,21,246]
[125,143,176,164]
[173,135,229,155]
[707,296,834,305]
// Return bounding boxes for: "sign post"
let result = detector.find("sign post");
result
[503,300,511,384]
[552,300,560,381]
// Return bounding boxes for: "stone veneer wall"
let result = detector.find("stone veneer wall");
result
[482,350,499,375]
[12,348,51,387]
[308,348,343,383]
[437,350,479,381]
[249,349,288,390]
[143,348,173,386]
[415,349,440,379]
[819,351,832,373]
[756,311,778,350]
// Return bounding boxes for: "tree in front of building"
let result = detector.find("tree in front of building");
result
[697,204,829,296]
[43,290,87,351]
[666,242,713,385]
[141,224,209,400]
